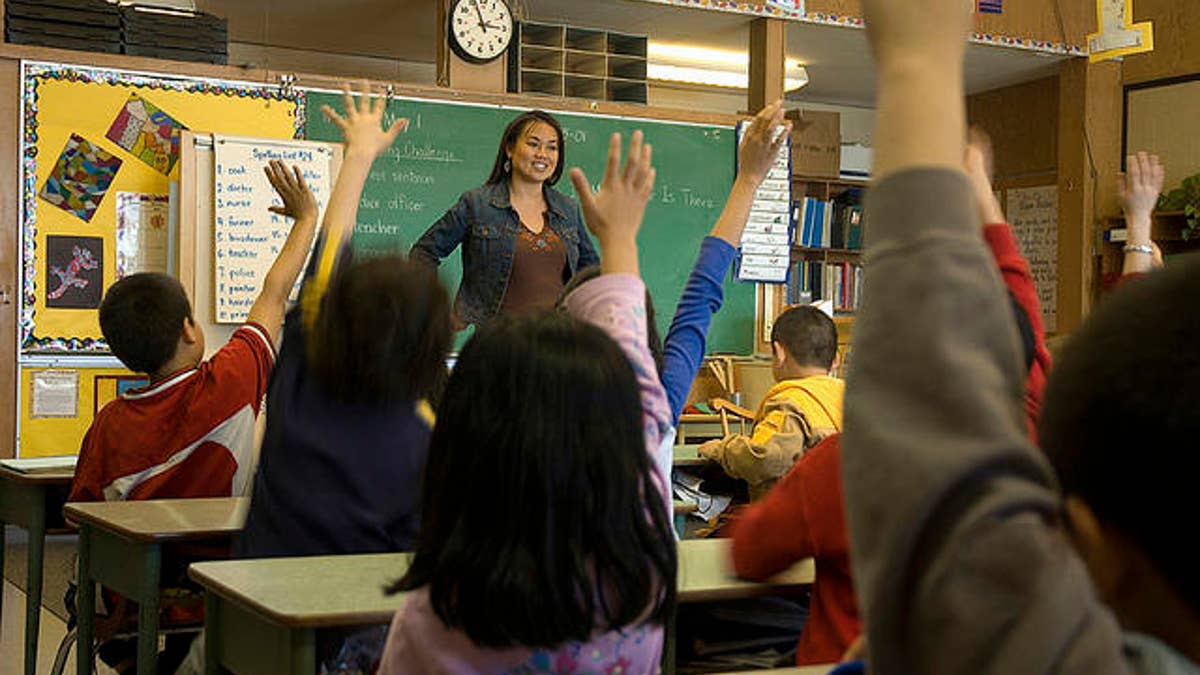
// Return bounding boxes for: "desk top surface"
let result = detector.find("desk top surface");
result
[673,443,710,467]
[678,413,722,423]
[0,465,76,485]
[64,497,247,542]
[190,538,813,628]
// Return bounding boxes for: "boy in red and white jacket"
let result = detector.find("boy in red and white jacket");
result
[71,160,318,502]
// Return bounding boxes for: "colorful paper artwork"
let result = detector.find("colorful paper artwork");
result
[40,134,123,223]
[106,94,186,175]
[45,235,104,309]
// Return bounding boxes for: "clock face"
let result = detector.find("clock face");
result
[450,0,514,64]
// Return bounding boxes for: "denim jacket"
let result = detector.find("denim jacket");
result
[409,181,600,326]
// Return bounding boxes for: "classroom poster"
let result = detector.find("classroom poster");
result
[20,62,303,352]
[19,366,137,457]
[44,236,104,309]
[1008,185,1059,333]
[115,192,170,278]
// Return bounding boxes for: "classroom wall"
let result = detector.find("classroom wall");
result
[1123,0,1200,85]
[967,76,1059,183]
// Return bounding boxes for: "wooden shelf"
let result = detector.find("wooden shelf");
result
[792,174,869,186]
[510,22,647,104]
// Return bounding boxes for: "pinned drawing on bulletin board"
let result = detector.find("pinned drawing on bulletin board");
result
[45,236,104,309]
[115,193,170,277]
[1088,0,1153,62]
[19,61,303,353]
[94,374,149,416]
[211,135,335,323]
[39,133,123,223]
[106,93,187,175]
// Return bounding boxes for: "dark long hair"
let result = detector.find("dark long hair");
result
[389,312,677,648]
[309,255,451,405]
[485,110,565,186]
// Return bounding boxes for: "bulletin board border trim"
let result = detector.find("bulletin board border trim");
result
[18,60,307,354]
[626,0,1086,56]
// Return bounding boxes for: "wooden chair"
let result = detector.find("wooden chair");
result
[711,397,755,437]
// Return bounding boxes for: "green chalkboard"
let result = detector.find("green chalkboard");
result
[305,91,755,353]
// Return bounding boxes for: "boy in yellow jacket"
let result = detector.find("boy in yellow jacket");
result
[699,305,844,500]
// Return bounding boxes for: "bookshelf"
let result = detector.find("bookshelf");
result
[1099,210,1192,291]
[508,22,648,104]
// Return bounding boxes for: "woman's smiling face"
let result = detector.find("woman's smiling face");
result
[507,121,560,185]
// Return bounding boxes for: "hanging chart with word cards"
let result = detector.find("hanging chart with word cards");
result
[212,135,334,323]
[737,120,793,283]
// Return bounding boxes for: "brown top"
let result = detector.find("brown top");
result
[64,497,247,542]
[498,219,567,316]
[190,539,813,629]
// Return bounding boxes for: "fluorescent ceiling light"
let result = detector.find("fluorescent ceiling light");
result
[647,41,809,91]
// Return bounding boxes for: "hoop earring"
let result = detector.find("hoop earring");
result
[504,159,511,173]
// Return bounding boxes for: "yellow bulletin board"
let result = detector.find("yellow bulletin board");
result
[19,61,303,352]
[18,365,144,458]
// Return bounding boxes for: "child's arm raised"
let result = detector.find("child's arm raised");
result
[660,102,790,421]
[1119,152,1165,276]
[843,1,1129,673]
[298,83,408,323]
[564,132,673,500]
[245,160,319,342]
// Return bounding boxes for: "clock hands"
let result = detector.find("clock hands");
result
[472,0,488,33]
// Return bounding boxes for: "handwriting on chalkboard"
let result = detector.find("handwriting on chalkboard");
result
[1008,185,1059,332]
[212,136,334,323]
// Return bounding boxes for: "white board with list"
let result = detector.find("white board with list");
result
[211,135,337,324]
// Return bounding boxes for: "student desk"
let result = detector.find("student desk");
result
[189,539,813,675]
[673,443,709,468]
[65,497,247,675]
[0,466,74,675]
[677,413,725,443]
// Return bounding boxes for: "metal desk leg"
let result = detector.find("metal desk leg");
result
[1,523,6,644]
[136,544,162,675]
[77,523,95,675]
[204,593,220,675]
[24,493,46,675]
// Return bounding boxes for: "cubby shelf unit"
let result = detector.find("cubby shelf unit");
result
[509,22,648,104]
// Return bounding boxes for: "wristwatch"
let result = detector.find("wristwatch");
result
[1123,243,1155,255]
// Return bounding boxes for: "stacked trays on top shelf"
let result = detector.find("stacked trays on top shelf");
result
[509,22,647,104]
[121,6,228,65]
[5,0,121,54]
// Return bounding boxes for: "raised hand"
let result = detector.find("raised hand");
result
[569,131,656,275]
[862,0,973,71]
[1118,152,1165,232]
[738,100,790,188]
[964,127,1004,226]
[265,160,318,222]
[320,82,409,159]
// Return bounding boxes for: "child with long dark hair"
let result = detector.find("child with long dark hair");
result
[379,131,676,673]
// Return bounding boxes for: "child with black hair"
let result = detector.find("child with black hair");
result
[71,160,317,503]
[842,0,1200,672]
[699,304,844,499]
[378,130,676,673]
[236,84,452,561]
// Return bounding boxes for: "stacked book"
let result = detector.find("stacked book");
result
[793,189,865,249]
[5,0,121,53]
[788,260,863,313]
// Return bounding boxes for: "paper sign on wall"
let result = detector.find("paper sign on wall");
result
[115,192,170,278]
[1088,0,1153,62]
[211,136,334,324]
[737,120,793,284]
[31,370,79,418]
[1008,185,1059,333]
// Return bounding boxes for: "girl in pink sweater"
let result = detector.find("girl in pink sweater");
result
[378,131,675,674]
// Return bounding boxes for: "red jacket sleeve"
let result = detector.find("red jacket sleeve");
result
[982,223,1052,440]
[729,434,845,580]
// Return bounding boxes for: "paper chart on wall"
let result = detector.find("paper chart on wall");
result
[115,192,170,278]
[736,120,793,283]
[211,135,334,324]
[1008,185,1058,333]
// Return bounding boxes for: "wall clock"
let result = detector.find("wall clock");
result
[449,0,514,64]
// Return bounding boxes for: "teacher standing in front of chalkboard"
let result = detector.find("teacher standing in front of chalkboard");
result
[409,110,599,328]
